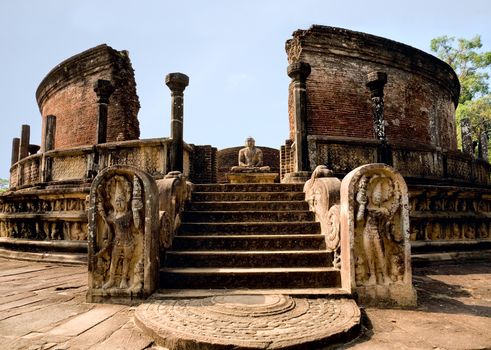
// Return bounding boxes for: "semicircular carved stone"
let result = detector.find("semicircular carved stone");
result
[87,165,159,303]
[340,163,416,306]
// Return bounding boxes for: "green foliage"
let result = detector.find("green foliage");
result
[431,35,491,160]
[431,35,491,104]
[0,178,8,193]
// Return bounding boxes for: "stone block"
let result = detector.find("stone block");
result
[87,165,159,303]
[340,163,416,306]
[226,172,278,184]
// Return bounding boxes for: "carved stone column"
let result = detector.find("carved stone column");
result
[44,115,57,152]
[165,73,189,173]
[461,118,474,157]
[19,124,30,160]
[480,130,489,161]
[94,80,115,144]
[366,72,392,164]
[287,62,311,172]
[478,121,489,160]
[11,138,20,165]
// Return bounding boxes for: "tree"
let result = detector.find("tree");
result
[431,35,491,104]
[431,35,491,159]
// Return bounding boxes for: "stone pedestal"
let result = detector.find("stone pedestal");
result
[226,172,278,184]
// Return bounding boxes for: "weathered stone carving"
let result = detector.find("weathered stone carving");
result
[304,166,341,267]
[87,165,159,303]
[156,171,191,253]
[231,137,271,172]
[340,163,416,306]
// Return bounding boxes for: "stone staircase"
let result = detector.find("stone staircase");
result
[159,183,341,289]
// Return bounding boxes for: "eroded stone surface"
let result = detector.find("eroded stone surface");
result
[87,165,160,303]
[340,164,416,306]
[135,294,361,349]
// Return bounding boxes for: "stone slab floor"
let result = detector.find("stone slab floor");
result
[0,257,489,350]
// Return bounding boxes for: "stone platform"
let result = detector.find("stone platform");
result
[226,172,278,184]
[1,257,491,349]
[135,294,361,349]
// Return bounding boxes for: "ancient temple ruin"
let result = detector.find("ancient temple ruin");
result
[0,25,489,348]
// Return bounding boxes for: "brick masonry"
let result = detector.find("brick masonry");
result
[36,44,140,150]
[190,145,218,184]
[286,25,460,151]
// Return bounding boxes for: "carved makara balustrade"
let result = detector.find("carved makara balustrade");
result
[305,164,416,306]
[87,165,190,303]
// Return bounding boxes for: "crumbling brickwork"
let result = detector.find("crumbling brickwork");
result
[286,26,460,151]
[190,145,218,184]
[36,44,140,150]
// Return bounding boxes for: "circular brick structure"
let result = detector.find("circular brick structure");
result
[135,294,361,349]
[286,25,460,150]
[36,44,140,151]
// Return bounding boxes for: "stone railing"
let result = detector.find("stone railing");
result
[304,164,416,306]
[8,138,194,190]
[87,165,191,302]
[291,135,491,186]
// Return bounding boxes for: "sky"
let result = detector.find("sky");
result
[1,0,490,179]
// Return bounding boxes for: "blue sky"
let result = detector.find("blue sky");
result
[1,0,490,179]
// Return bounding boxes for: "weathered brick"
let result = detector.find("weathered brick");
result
[286,25,460,151]
[36,44,140,150]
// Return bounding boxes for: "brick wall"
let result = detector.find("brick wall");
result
[190,145,217,184]
[286,26,460,151]
[36,44,140,150]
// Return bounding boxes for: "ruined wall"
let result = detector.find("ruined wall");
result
[190,145,217,184]
[286,25,460,151]
[217,146,280,183]
[36,44,140,150]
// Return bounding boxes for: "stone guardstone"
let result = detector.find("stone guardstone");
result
[135,294,361,349]
[226,172,278,184]
[87,165,160,304]
[340,163,417,306]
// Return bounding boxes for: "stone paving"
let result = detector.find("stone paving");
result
[0,257,490,349]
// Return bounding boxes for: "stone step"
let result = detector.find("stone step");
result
[178,222,321,235]
[186,200,309,212]
[193,183,304,193]
[191,191,305,202]
[159,267,341,289]
[164,250,333,268]
[182,210,315,223]
[171,234,327,251]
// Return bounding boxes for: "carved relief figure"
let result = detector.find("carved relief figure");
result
[231,137,270,172]
[95,175,143,290]
[356,175,401,285]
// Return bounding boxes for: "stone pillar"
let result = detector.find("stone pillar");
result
[479,130,488,160]
[165,73,189,173]
[11,138,20,165]
[461,118,474,157]
[19,124,30,160]
[366,72,392,164]
[93,80,115,144]
[44,115,57,151]
[287,62,311,172]
[366,72,387,141]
